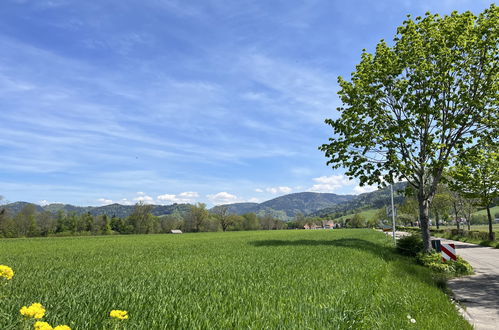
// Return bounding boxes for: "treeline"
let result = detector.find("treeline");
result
[0,203,295,238]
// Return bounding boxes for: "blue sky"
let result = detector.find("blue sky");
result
[0,0,492,206]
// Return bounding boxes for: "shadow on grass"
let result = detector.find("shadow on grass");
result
[249,238,396,262]
[249,238,449,290]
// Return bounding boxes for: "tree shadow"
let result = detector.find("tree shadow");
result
[452,244,484,249]
[249,238,396,262]
[449,274,499,312]
[248,238,448,290]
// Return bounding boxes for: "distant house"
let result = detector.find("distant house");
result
[304,220,335,230]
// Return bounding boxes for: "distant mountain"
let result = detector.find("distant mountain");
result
[311,182,408,218]
[216,192,356,218]
[3,184,408,220]
[3,202,191,218]
[2,202,44,215]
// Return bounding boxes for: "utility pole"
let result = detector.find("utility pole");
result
[391,183,396,244]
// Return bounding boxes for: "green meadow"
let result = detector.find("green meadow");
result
[0,230,470,329]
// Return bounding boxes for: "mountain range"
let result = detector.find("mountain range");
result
[3,184,407,220]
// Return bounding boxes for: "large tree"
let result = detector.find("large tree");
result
[449,142,499,240]
[320,6,498,251]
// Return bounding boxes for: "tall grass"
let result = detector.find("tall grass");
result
[0,230,470,329]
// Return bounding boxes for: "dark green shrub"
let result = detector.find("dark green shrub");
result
[396,234,424,256]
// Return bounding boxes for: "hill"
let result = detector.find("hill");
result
[217,192,356,218]
[2,184,406,220]
[311,182,407,218]
[3,202,191,218]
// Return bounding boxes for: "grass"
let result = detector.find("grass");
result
[332,209,379,223]
[0,230,470,329]
[472,205,499,218]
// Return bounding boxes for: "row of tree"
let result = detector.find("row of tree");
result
[0,202,292,238]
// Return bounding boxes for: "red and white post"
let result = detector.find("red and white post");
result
[441,243,457,261]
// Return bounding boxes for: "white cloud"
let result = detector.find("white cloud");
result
[120,198,134,206]
[133,195,154,204]
[309,175,352,193]
[97,198,113,205]
[136,191,145,196]
[178,191,199,198]
[353,185,378,194]
[38,200,50,206]
[265,186,293,194]
[207,192,239,205]
[255,188,263,193]
[157,191,198,204]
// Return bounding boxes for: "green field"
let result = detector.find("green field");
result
[332,209,379,222]
[472,206,499,218]
[1,230,470,329]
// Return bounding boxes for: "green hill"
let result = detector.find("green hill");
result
[217,192,356,219]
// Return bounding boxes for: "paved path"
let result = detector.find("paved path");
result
[439,238,499,330]
[382,230,499,329]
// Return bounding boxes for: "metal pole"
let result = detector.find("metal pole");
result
[391,183,396,244]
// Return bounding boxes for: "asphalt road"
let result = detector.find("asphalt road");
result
[442,239,499,330]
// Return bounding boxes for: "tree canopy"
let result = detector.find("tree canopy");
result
[320,5,498,251]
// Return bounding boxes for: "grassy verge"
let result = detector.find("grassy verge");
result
[1,230,471,329]
[400,226,499,248]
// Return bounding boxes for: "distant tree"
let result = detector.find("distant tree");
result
[80,212,94,232]
[227,214,244,231]
[242,213,260,231]
[55,210,67,233]
[430,184,452,229]
[260,213,275,230]
[398,192,419,227]
[185,203,209,232]
[127,202,155,234]
[347,214,366,228]
[14,204,38,237]
[37,211,55,236]
[213,205,233,232]
[320,6,498,252]
[293,212,307,229]
[449,142,499,240]
[460,198,478,231]
[449,191,465,231]
[101,215,112,235]
[159,211,183,233]
[110,216,125,233]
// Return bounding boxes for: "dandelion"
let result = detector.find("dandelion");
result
[410,318,416,324]
[20,303,46,319]
[34,321,53,330]
[110,310,129,320]
[0,265,14,280]
[53,326,71,330]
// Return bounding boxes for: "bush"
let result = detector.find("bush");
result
[396,234,424,256]
[416,252,473,276]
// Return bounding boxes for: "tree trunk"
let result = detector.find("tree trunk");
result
[486,205,494,241]
[436,211,440,230]
[418,194,432,252]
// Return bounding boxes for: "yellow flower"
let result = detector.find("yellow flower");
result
[34,321,53,330]
[33,322,70,330]
[110,309,129,320]
[0,265,14,280]
[20,303,46,319]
